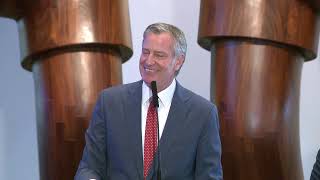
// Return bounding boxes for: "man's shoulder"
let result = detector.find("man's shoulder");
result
[177,83,216,109]
[101,80,142,96]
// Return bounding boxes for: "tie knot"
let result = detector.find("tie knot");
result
[149,96,159,108]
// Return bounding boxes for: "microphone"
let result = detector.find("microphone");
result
[150,81,161,180]
[151,81,159,108]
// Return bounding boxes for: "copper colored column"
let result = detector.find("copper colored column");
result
[198,0,319,179]
[1,0,132,180]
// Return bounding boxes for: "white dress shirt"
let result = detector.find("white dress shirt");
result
[141,79,176,156]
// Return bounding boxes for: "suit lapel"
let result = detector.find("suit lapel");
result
[125,81,144,180]
[147,82,191,179]
[160,82,190,157]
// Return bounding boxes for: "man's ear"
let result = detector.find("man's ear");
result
[174,55,185,71]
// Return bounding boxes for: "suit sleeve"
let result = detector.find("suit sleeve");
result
[195,105,223,180]
[75,93,107,180]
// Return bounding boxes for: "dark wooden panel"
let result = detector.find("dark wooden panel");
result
[198,0,319,60]
[0,0,20,19]
[212,40,303,180]
[0,1,132,180]
[17,0,132,70]
[307,0,320,11]
[33,51,122,180]
[198,1,319,179]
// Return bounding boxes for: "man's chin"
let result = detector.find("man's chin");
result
[142,77,155,82]
[142,79,157,87]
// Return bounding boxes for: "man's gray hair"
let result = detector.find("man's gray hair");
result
[143,23,187,58]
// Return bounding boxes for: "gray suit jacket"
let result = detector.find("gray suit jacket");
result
[75,80,222,180]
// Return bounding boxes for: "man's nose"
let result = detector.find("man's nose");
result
[145,54,156,65]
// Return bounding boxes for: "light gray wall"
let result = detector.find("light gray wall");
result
[0,18,39,179]
[0,0,319,179]
[300,50,320,178]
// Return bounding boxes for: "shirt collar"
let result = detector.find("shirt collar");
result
[142,79,176,108]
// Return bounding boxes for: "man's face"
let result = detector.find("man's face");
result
[139,32,184,92]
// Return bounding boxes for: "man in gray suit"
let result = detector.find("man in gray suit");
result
[75,22,222,180]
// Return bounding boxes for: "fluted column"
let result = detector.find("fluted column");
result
[198,0,319,179]
[1,0,132,179]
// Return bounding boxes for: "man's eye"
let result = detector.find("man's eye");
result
[142,49,150,55]
[154,53,166,58]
